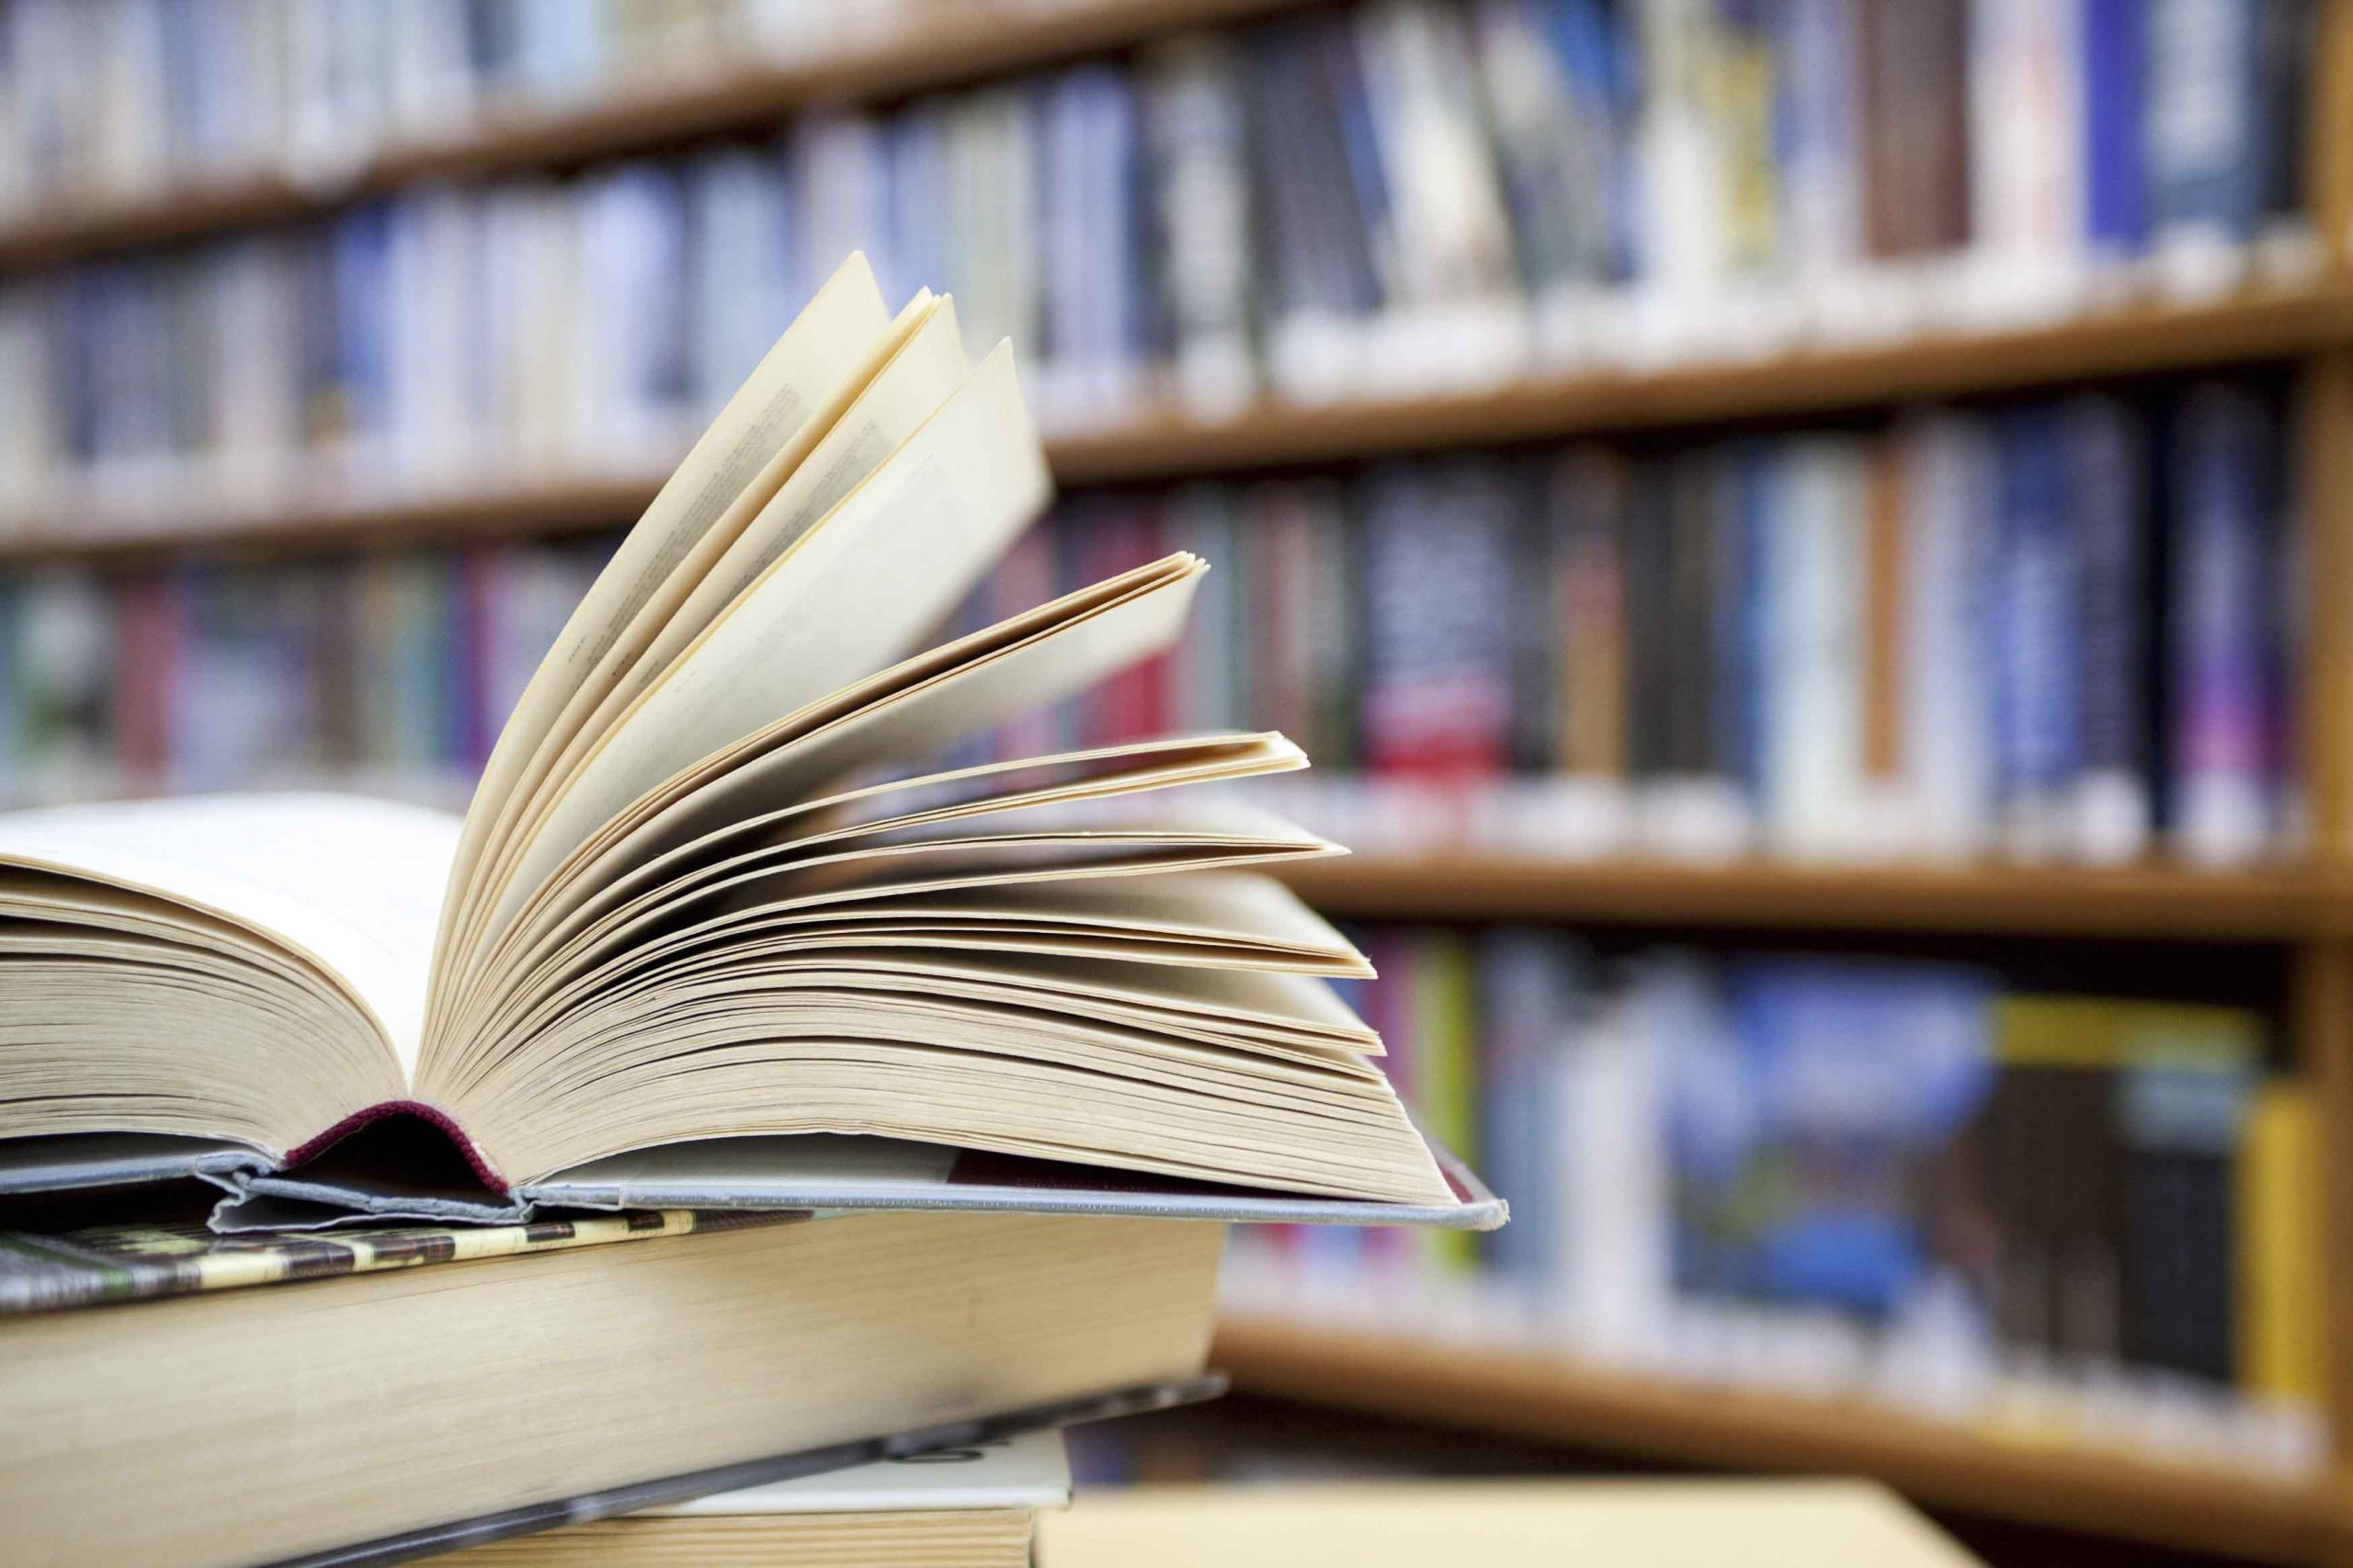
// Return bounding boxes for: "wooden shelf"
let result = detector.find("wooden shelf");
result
[1276,857,2340,941]
[0,0,1310,273]
[1211,1318,2347,1565]
[0,471,670,565]
[1053,279,2353,481]
[9,282,2353,566]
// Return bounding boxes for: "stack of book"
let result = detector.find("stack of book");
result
[0,254,1501,1565]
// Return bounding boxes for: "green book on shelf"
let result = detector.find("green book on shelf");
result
[0,252,1500,1233]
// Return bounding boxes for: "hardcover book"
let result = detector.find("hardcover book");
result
[452,1427,1073,1567]
[0,254,1500,1235]
[1,1198,1224,1567]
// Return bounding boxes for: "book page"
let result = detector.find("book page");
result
[500,558,1204,974]
[0,794,459,1080]
[432,256,892,990]
[526,733,1303,970]
[476,290,958,946]
[489,343,1051,944]
[627,295,972,703]
[423,563,1212,1075]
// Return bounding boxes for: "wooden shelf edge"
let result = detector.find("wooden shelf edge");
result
[1048,279,2353,483]
[1274,857,2337,940]
[1211,1318,2345,1564]
[0,472,666,565]
[7,283,2353,566]
[0,0,1310,273]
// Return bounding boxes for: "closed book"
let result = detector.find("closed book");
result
[1140,34,1256,416]
[1757,437,1868,860]
[2236,1082,2325,1404]
[3,1203,1217,1567]
[452,1428,1073,1568]
[1413,929,1481,1274]
[2143,0,2305,289]
[1477,928,1580,1287]
[1859,0,1969,260]
[2118,1042,2249,1382]
[1551,446,1631,785]
[2081,0,2150,269]
[1623,457,1677,787]
[2064,395,2153,864]
[1992,409,2080,862]
[1984,999,2127,1358]
[2166,382,2285,867]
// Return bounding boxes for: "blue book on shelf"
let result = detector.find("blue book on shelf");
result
[2168,382,2281,856]
[1540,0,1638,281]
[1478,930,1576,1286]
[1317,16,1395,311]
[330,204,395,443]
[2143,0,2280,244]
[1993,410,2082,842]
[1698,960,1995,1317]
[2081,0,2148,260]
[2064,396,2152,850]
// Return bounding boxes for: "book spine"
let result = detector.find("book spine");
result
[2117,1025,2251,1382]
[1991,408,2079,862]
[2143,0,2262,291]
[2065,394,2153,864]
[2080,0,2150,270]
[1415,928,1481,1275]
[2168,382,2283,868]
[2236,1081,2324,1403]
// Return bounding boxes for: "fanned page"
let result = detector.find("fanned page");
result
[0,256,1483,1221]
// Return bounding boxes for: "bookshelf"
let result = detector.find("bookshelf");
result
[1210,1318,2345,1565]
[0,0,1315,274]
[10,0,2353,1560]
[8,281,2353,565]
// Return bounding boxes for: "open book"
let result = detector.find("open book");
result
[0,256,1495,1230]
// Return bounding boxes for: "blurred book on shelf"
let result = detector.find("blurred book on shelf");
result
[1220,924,2329,1484]
[1,381,2297,869]
[0,0,2320,527]
[0,537,611,806]
[0,0,1007,213]
[995,379,2302,870]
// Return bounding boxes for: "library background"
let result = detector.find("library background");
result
[3,0,2350,1561]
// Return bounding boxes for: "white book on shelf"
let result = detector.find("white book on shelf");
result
[202,235,305,495]
[1551,965,1675,1365]
[386,188,487,487]
[1899,414,1998,862]
[1960,0,2093,334]
[686,146,797,423]
[1626,0,1728,369]
[580,165,693,468]
[1779,0,1865,332]
[383,0,477,141]
[1760,437,1869,862]
[90,0,170,199]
